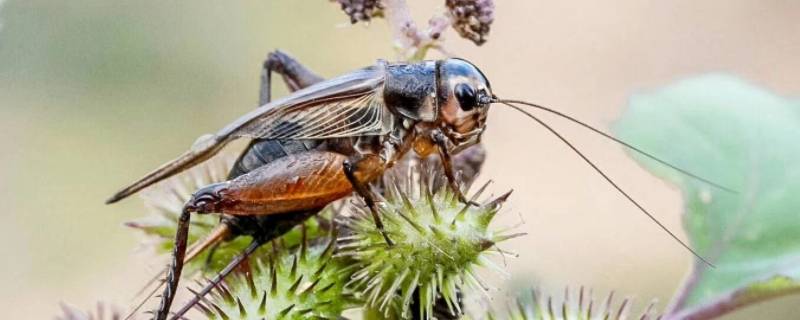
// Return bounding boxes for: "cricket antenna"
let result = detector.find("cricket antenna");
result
[495,99,737,193]
[495,100,715,268]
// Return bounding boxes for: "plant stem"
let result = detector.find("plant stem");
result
[383,0,418,50]
[666,288,800,320]
[666,261,702,314]
[383,0,450,60]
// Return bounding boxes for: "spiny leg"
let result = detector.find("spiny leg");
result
[154,208,191,320]
[260,50,323,105]
[343,155,393,246]
[431,130,479,206]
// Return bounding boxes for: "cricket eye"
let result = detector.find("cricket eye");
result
[454,83,477,111]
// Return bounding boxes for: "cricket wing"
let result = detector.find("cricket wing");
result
[106,64,389,204]
[221,64,392,140]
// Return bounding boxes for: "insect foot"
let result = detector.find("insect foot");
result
[336,167,522,320]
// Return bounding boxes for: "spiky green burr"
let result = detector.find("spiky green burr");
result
[200,235,357,320]
[338,172,516,320]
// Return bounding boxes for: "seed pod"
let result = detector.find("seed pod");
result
[332,0,385,24]
[446,0,495,45]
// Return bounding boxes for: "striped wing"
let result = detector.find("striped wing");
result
[242,90,392,139]
[107,63,392,203]
[221,64,393,140]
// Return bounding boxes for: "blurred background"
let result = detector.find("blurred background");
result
[1,1,798,318]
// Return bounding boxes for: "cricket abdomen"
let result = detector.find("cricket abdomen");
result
[220,150,353,216]
[220,138,354,236]
[228,138,322,179]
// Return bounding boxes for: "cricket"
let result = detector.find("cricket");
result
[107,51,731,320]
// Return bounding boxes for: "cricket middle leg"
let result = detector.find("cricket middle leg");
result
[343,154,393,245]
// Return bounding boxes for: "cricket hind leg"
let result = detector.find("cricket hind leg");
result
[154,208,191,320]
[228,50,324,179]
[260,49,324,105]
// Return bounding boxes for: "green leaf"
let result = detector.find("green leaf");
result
[614,74,800,318]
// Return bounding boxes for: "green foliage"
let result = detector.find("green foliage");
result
[615,74,800,317]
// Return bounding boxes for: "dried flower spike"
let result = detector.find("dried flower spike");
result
[446,0,495,45]
[333,0,385,24]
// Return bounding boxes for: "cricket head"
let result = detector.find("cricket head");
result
[437,58,493,153]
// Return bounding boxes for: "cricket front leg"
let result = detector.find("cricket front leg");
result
[342,154,394,246]
[431,130,479,206]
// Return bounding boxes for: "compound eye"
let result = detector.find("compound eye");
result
[454,83,477,111]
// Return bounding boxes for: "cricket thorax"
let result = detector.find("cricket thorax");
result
[384,60,438,122]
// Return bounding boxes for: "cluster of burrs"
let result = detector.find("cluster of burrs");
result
[445,0,495,45]
[331,0,384,24]
[195,234,357,320]
[483,287,661,320]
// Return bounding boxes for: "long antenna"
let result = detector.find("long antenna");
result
[497,99,737,193]
[498,101,714,268]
